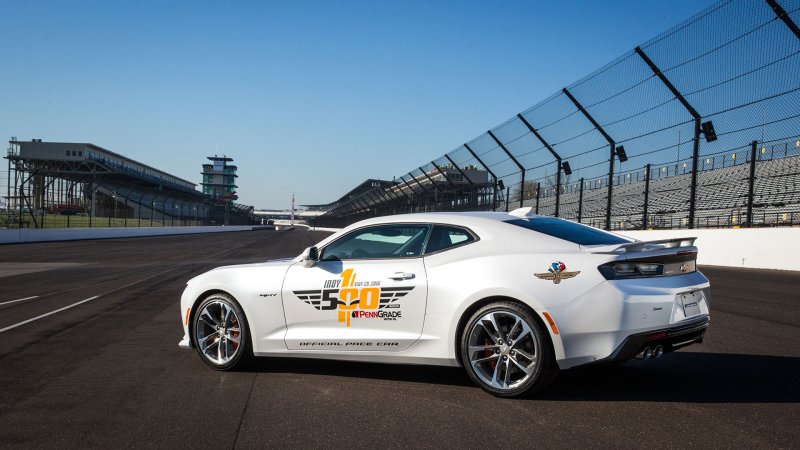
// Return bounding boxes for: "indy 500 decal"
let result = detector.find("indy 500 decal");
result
[293,268,413,327]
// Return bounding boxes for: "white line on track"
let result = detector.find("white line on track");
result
[0,296,100,334]
[0,237,263,335]
[0,296,40,307]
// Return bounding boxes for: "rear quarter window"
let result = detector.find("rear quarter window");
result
[424,225,476,254]
[505,217,630,245]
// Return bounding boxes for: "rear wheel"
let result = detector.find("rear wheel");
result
[461,301,558,397]
[192,293,251,370]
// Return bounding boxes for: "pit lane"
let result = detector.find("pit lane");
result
[0,230,797,448]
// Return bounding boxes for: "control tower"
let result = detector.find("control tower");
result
[201,155,238,202]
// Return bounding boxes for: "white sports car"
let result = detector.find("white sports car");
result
[179,210,710,397]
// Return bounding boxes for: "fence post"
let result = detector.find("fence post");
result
[392,177,414,212]
[89,172,95,228]
[487,130,525,209]
[642,164,651,230]
[766,0,800,39]
[517,113,563,217]
[418,166,442,211]
[746,140,758,226]
[431,160,458,212]
[577,178,585,223]
[399,176,419,212]
[463,144,499,212]
[563,87,616,230]
[444,154,476,209]
[635,47,703,229]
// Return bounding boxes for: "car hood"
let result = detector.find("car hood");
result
[187,257,297,285]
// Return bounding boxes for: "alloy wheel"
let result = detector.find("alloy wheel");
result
[466,310,540,391]
[195,300,242,365]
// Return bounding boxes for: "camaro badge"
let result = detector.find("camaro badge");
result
[534,261,580,284]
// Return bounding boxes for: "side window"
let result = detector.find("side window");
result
[424,226,475,254]
[321,224,430,260]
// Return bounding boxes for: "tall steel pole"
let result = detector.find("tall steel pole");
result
[517,113,563,217]
[563,87,616,230]
[636,46,703,229]
[487,130,525,209]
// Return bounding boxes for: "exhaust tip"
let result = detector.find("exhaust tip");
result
[655,345,664,359]
[637,346,653,360]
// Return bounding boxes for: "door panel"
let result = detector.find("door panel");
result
[282,259,427,351]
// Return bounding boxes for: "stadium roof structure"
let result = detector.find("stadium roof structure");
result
[302,179,397,211]
[5,139,257,227]
[9,140,198,193]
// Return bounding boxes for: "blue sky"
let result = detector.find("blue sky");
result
[0,0,715,209]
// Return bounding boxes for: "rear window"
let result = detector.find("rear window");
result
[504,217,630,246]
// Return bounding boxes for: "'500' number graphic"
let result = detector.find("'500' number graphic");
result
[294,268,414,327]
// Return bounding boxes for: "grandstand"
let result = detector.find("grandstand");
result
[3,139,256,228]
[315,0,800,230]
[308,168,494,228]
[312,140,800,229]
[545,140,800,229]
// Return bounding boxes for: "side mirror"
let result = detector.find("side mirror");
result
[301,246,319,267]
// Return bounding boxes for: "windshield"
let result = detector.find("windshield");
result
[504,217,630,246]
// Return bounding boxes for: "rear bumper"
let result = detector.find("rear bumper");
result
[607,315,709,362]
[550,271,711,369]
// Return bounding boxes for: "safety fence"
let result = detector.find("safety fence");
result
[317,0,800,230]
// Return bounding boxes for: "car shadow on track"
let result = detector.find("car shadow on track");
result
[245,357,474,388]
[539,352,800,403]
[245,352,800,403]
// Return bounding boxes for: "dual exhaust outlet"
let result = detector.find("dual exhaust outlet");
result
[636,345,664,360]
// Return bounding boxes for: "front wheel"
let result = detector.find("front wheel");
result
[192,293,251,370]
[461,302,558,397]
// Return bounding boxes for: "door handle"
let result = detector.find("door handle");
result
[388,272,415,281]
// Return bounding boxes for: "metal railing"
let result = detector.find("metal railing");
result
[317,0,800,230]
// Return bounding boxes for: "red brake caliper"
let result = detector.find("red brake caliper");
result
[484,338,497,370]
[231,318,240,349]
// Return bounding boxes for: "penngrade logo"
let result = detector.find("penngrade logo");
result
[293,268,413,327]
[534,261,580,284]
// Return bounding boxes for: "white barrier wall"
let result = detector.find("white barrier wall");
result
[619,228,800,271]
[0,225,274,245]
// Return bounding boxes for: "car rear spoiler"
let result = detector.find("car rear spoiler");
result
[583,237,697,255]
[614,237,697,253]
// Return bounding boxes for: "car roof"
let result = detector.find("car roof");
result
[347,211,524,227]
[307,212,513,248]
[308,211,577,251]
[311,210,632,252]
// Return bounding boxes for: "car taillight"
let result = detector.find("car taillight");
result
[598,262,664,279]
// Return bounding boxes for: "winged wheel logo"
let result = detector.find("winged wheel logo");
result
[534,261,580,284]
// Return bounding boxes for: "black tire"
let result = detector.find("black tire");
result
[192,292,252,371]
[460,301,558,397]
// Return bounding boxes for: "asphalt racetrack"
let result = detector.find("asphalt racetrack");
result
[0,229,797,448]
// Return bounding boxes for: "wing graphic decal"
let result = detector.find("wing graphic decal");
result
[292,269,416,327]
[378,287,414,308]
[293,289,323,309]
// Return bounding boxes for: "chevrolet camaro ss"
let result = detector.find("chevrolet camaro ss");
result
[178,210,710,397]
